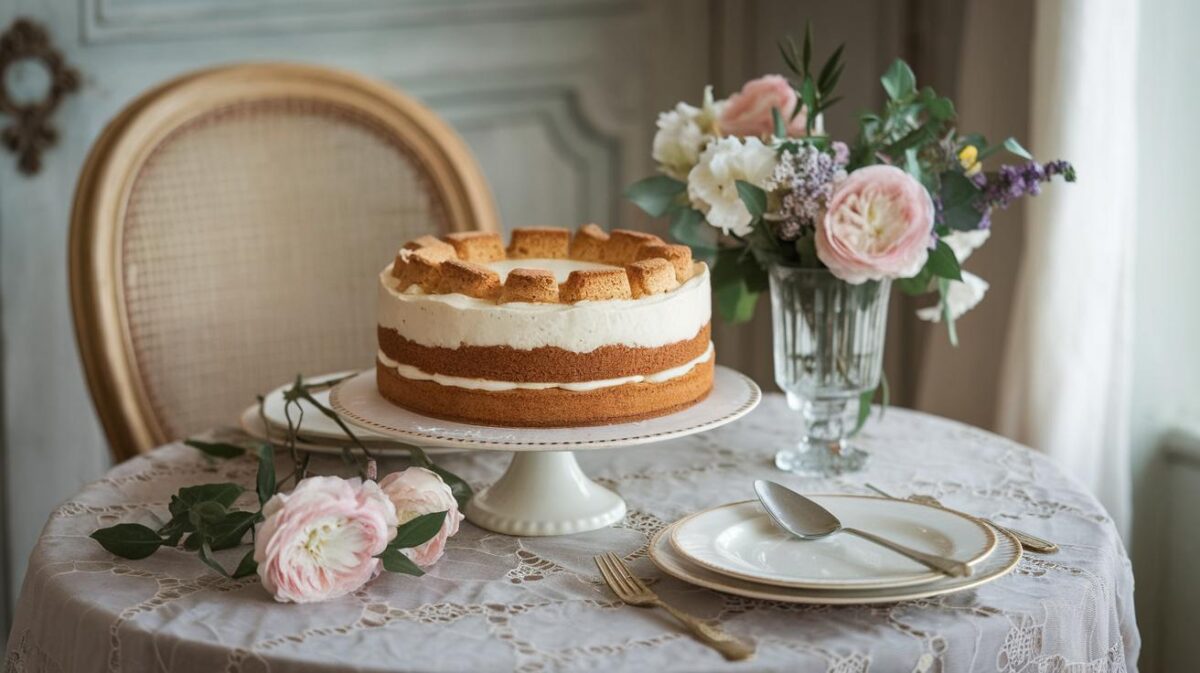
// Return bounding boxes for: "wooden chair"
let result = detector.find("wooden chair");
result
[69,63,498,461]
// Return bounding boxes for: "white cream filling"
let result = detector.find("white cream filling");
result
[379,342,713,392]
[379,260,711,352]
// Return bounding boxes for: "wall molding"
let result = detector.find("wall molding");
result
[419,83,622,227]
[82,0,638,44]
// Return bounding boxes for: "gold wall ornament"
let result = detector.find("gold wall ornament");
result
[0,18,80,175]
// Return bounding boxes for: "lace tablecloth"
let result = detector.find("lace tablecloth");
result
[5,397,1139,672]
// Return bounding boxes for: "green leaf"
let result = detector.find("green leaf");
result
[743,258,769,293]
[715,277,759,323]
[185,439,246,459]
[926,240,963,281]
[624,176,686,217]
[189,501,228,529]
[799,76,818,130]
[816,95,842,114]
[778,40,800,75]
[232,549,258,579]
[884,120,938,156]
[208,510,261,551]
[256,444,276,507]
[1003,137,1033,160]
[938,171,985,231]
[198,542,230,578]
[712,248,762,323]
[158,516,191,546]
[896,267,933,295]
[171,483,244,518]
[851,388,874,436]
[771,106,786,139]
[734,180,766,219]
[391,511,448,550]
[904,148,926,189]
[881,59,916,101]
[817,43,845,93]
[670,208,717,259]
[379,547,425,576]
[794,236,819,267]
[91,524,164,560]
[927,96,955,121]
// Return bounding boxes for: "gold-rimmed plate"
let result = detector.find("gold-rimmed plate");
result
[669,496,996,590]
[651,521,1020,605]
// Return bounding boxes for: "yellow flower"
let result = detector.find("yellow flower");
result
[958,145,982,177]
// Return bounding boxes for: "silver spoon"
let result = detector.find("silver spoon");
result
[753,480,972,578]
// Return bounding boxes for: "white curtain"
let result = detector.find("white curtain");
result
[998,0,1138,536]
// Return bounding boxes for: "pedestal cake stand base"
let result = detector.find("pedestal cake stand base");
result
[330,366,760,536]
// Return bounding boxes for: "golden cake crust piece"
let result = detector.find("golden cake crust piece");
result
[626,258,680,298]
[507,227,570,259]
[569,223,610,262]
[559,268,632,303]
[636,243,694,282]
[394,246,455,291]
[499,268,560,303]
[444,231,506,262]
[604,229,664,265]
[437,259,502,299]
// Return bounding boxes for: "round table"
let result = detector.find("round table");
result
[4,397,1139,672]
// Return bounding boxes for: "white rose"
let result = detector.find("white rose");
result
[652,86,723,180]
[917,271,990,322]
[941,229,991,263]
[687,136,777,237]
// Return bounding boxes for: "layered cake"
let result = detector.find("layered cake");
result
[377,225,713,426]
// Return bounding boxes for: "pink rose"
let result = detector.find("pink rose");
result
[816,165,934,284]
[719,75,807,138]
[254,476,398,603]
[378,468,464,567]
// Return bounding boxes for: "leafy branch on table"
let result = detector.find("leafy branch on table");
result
[90,374,473,578]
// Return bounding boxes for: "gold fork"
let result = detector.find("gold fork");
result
[594,552,755,661]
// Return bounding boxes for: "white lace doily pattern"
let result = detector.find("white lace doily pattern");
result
[4,397,1139,672]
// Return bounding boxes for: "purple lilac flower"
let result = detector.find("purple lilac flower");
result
[972,159,1075,228]
[768,144,846,239]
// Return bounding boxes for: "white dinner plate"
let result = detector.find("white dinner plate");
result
[259,372,391,442]
[329,365,760,451]
[650,521,1021,605]
[238,404,461,456]
[670,497,996,590]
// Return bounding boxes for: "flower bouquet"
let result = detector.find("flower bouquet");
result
[627,28,1074,474]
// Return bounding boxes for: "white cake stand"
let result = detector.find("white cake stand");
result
[329,366,761,536]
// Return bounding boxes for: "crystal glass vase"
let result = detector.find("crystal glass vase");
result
[768,264,891,476]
